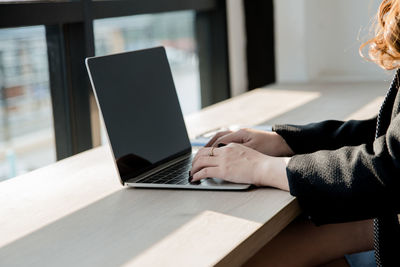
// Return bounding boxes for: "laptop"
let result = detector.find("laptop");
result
[85,47,250,190]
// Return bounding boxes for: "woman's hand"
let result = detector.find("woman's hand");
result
[190,143,290,191]
[205,128,294,157]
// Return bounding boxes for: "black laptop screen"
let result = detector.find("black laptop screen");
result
[87,47,191,183]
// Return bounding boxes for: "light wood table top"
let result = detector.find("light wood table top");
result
[0,82,388,267]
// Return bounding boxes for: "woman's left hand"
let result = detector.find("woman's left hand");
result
[190,143,290,191]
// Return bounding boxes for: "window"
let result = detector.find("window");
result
[94,11,201,115]
[0,26,55,181]
[0,0,232,166]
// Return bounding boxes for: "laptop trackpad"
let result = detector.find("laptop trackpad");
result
[195,178,250,190]
[201,178,234,186]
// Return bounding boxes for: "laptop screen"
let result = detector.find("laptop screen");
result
[86,47,191,183]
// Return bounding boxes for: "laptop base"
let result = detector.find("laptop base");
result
[126,178,251,190]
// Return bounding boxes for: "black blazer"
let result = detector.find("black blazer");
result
[273,71,400,266]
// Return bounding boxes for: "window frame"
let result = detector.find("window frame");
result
[0,0,232,160]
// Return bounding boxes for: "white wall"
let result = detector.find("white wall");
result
[274,0,391,83]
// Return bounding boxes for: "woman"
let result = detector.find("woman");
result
[190,0,400,266]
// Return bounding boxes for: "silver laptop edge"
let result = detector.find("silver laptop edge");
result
[85,48,250,190]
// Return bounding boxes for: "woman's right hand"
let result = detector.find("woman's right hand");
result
[205,128,294,157]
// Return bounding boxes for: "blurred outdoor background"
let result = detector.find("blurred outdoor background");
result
[0,11,200,181]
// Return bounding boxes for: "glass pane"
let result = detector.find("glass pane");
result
[0,26,56,182]
[94,11,201,116]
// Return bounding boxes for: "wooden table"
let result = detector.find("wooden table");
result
[0,82,387,267]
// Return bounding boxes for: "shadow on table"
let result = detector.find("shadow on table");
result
[0,188,196,267]
[0,186,290,267]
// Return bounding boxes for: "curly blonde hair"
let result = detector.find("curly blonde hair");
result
[361,0,400,70]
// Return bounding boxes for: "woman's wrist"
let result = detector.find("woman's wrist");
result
[273,133,294,157]
[255,156,290,191]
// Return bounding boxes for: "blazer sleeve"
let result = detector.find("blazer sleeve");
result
[287,114,400,225]
[272,116,377,154]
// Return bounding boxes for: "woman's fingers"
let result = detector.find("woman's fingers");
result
[191,155,218,175]
[192,146,220,165]
[211,131,244,147]
[191,167,221,182]
[205,131,232,147]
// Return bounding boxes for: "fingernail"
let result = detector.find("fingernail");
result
[188,176,193,182]
[218,143,226,147]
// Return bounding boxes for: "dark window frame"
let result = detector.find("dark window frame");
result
[0,0,232,160]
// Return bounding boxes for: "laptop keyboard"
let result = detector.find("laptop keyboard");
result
[135,157,192,185]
